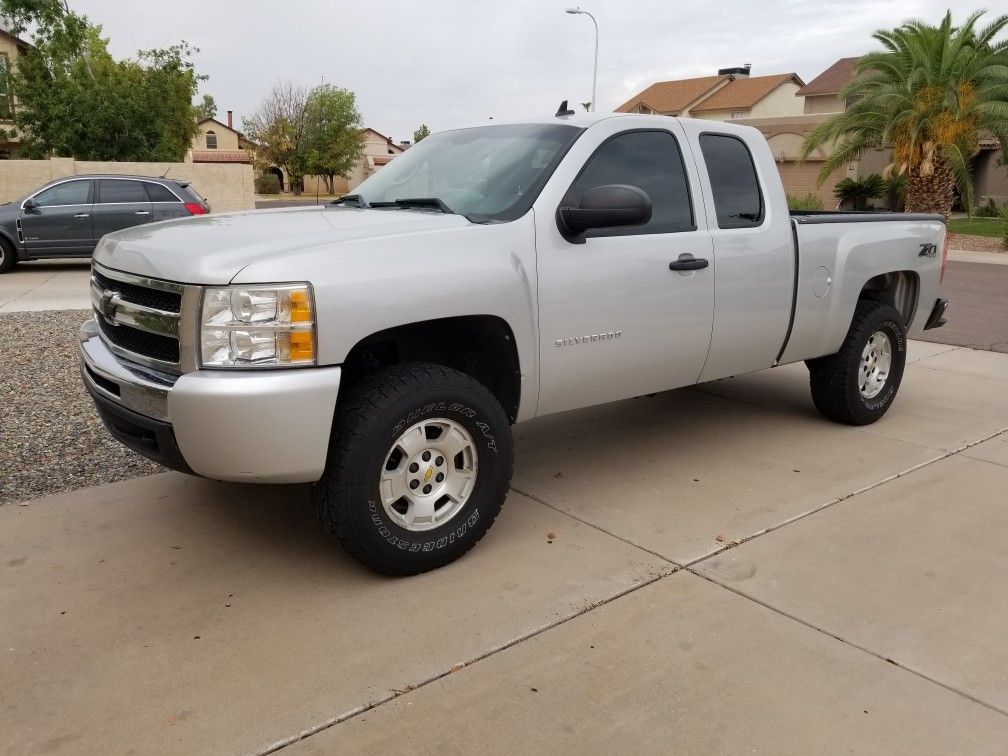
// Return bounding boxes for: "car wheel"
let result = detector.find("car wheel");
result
[313,362,514,575]
[806,300,907,425]
[0,237,17,274]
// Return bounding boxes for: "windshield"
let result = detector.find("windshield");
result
[351,123,583,222]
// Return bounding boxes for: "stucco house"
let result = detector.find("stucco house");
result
[298,127,405,196]
[0,27,30,159]
[616,66,805,120]
[190,112,252,165]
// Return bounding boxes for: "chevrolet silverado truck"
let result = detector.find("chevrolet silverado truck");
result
[79,113,948,574]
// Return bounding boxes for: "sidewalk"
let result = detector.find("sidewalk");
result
[3,341,1007,753]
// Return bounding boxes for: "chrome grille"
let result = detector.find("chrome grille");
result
[91,263,186,373]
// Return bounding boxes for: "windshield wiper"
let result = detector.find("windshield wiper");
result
[370,197,455,214]
[332,194,368,208]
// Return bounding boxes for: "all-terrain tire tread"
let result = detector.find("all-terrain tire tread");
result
[313,362,513,575]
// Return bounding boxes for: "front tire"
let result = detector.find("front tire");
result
[0,237,17,274]
[806,300,907,425]
[313,363,514,575]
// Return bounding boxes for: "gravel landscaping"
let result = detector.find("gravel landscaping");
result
[0,309,161,505]
[949,232,1006,253]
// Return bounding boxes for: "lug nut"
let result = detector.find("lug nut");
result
[422,451,431,462]
[435,456,444,466]
[436,473,444,482]
[409,480,419,490]
[409,462,419,473]
[422,484,432,494]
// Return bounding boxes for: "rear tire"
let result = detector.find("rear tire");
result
[806,300,907,425]
[313,362,514,575]
[0,237,17,274]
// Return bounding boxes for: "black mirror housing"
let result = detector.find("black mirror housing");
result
[557,184,652,242]
[22,198,39,212]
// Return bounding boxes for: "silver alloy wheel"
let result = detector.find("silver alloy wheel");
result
[859,330,892,399]
[379,418,478,532]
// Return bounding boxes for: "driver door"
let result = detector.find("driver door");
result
[20,179,94,256]
[534,124,715,415]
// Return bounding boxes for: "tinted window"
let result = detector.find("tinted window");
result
[98,180,147,204]
[565,130,694,236]
[174,183,203,204]
[33,180,90,207]
[699,134,763,229]
[144,182,179,202]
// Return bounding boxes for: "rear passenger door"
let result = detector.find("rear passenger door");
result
[92,179,153,243]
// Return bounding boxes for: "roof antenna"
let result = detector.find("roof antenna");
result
[161,165,171,179]
[555,99,576,117]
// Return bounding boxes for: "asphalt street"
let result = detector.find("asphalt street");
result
[918,260,1008,353]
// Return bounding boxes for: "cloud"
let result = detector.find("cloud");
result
[76,0,966,140]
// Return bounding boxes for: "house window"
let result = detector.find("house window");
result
[637,104,652,114]
[205,130,218,149]
[0,53,12,121]
[730,111,746,120]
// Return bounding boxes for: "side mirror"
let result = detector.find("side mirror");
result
[556,184,652,243]
[22,198,39,212]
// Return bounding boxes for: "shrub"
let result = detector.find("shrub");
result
[786,192,824,211]
[834,173,885,210]
[1000,208,1008,251]
[975,198,1000,218]
[255,173,281,194]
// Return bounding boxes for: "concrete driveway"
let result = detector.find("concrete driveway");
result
[0,260,91,312]
[3,339,1008,754]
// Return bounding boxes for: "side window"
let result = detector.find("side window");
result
[32,180,91,207]
[565,130,694,236]
[699,134,764,229]
[144,182,179,202]
[98,180,147,204]
[0,53,11,120]
[205,130,217,149]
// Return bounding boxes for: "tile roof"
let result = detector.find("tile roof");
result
[191,150,250,164]
[615,75,730,114]
[796,57,859,96]
[690,73,803,112]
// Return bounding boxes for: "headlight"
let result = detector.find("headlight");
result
[200,284,316,368]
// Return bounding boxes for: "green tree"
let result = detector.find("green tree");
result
[195,94,217,121]
[242,81,309,194]
[802,10,1008,217]
[0,0,203,161]
[413,123,430,143]
[302,84,365,195]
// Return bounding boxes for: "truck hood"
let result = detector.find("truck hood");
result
[93,206,472,285]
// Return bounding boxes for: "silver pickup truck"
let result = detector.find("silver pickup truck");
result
[79,113,948,574]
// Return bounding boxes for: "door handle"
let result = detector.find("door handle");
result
[74,213,90,219]
[134,210,150,216]
[669,254,709,271]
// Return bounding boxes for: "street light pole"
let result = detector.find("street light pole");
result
[565,7,598,112]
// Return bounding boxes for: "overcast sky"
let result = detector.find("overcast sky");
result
[63,0,969,141]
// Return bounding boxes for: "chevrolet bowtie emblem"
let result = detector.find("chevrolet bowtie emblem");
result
[98,290,119,323]
[423,466,433,483]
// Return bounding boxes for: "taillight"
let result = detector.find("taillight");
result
[184,202,207,216]
[940,233,948,284]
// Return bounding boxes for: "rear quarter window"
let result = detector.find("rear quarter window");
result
[699,133,764,229]
[144,182,180,202]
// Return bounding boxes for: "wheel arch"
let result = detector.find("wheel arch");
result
[338,314,523,423]
[857,270,919,329]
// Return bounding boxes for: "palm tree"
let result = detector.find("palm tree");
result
[802,10,1008,217]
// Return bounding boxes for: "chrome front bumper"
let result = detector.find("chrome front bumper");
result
[79,320,342,483]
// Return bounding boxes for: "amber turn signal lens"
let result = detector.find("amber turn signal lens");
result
[289,330,314,362]
[290,289,312,322]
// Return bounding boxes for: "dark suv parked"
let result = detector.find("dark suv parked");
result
[0,175,209,273]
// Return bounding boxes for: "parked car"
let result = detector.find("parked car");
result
[79,114,948,575]
[0,175,209,273]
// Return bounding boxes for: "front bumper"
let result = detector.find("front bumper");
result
[79,320,342,483]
